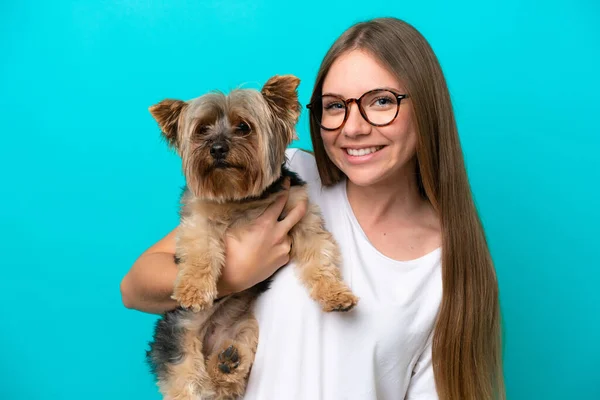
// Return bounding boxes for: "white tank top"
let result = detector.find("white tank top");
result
[244,149,442,400]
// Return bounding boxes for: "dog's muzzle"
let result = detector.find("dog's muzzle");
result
[210,141,229,160]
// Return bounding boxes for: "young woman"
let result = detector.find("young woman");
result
[121,17,505,400]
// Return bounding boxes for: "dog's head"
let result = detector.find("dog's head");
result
[149,75,301,202]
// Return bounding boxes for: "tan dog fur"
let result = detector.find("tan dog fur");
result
[145,75,358,400]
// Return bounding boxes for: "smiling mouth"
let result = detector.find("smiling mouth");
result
[344,146,385,156]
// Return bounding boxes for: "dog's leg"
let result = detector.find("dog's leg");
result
[172,221,226,311]
[287,187,359,312]
[150,309,218,400]
[204,292,260,400]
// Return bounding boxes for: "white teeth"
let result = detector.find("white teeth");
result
[346,146,382,156]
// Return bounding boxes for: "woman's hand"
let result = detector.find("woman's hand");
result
[120,179,308,314]
[218,179,308,295]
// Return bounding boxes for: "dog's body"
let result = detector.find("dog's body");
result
[145,76,358,400]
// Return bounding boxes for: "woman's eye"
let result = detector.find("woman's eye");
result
[374,97,393,106]
[324,102,344,110]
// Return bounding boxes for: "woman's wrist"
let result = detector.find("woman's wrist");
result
[216,274,245,298]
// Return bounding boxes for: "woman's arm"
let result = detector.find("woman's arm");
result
[120,181,307,314]
[120,228,181,314]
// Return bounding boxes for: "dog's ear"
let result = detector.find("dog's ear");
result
[149,99,188,148]
[261,75,301,127]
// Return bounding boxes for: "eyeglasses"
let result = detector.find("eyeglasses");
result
[307,89,409,131]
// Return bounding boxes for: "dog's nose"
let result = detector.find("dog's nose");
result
[210,142,229,159]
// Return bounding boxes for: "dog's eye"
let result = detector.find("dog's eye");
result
[194,125,209,137]
[236,122,251,134]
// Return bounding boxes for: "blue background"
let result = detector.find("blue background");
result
[1,1,598,399]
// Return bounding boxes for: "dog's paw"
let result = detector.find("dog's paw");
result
[319,287,359,312]
[172,281,216,312]
[217,345,240,374]
[207,341,253,399]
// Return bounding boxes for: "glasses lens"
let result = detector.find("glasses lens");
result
[319,95,346,130]
[362,90,399,126]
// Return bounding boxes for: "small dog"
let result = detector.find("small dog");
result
[145,75,358,400]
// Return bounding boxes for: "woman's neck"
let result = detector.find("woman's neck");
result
[345,162,426,227]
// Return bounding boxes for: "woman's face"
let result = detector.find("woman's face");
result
[320,50,417,188]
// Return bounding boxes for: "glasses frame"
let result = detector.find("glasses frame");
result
[307,88,409,131]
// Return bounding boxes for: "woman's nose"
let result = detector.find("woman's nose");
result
[342,103,371,138]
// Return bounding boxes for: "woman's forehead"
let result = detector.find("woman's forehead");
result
[322,50,404,97]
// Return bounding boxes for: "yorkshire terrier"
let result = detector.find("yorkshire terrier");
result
[145,75,358,400]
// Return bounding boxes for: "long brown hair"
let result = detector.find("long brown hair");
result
[308,17,505,400]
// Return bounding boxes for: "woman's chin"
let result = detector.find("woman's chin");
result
[343,168,388,188]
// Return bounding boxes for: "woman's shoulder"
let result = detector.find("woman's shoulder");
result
[285,147,321,187]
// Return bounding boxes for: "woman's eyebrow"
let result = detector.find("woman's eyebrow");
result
[321,91,343,97]
[321,87,404,98]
